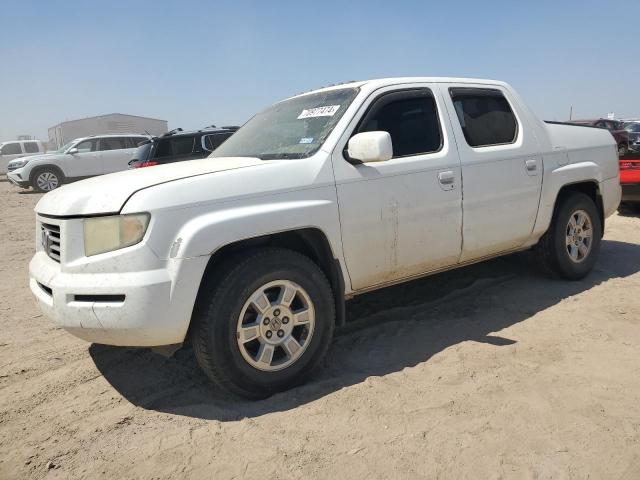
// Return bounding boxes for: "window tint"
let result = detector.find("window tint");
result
[155,137,195,158]
[450,88,518,147]
[75,140,96,153]
[203,133,231,151]
[128,137,147,148]
[357,90,442,157]
[23,142,39,153]
[1,143,22,155]
[98,138,128,151]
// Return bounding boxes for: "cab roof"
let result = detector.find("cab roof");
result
[292,77,509,98]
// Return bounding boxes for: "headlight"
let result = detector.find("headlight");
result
[8,158,30,169]
[83,213,150,256]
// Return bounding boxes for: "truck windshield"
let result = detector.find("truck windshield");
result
[210,87,359,160]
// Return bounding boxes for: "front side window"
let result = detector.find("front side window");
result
[98,138,128,151]
[75,140,96,153]
[23,142,39,153]
[1,143,21,155]
[211,87,359,160]
[355,89,442,158]
[450,88,518,147]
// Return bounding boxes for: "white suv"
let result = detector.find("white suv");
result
[7,134,149,192]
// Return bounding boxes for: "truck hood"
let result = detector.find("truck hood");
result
[35,157,268,216]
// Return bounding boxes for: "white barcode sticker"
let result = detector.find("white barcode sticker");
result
[297,105,340,119]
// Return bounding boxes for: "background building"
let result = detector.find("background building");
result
[48,113,168,148]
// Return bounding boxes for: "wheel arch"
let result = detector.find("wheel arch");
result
[552,180,604,236]
[29,164,65,184]
[187,228,347,343]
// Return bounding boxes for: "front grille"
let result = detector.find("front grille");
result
[41,222,61,263]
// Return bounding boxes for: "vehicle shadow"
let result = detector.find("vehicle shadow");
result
[89,239,640,421]
[618,204,640,218]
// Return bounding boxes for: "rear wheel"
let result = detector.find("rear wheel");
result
[535,192,602,280]
[31,168,63,192]
[618,143,629,157]
[192,248,335,398]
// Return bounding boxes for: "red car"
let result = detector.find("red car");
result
[620,156,640,206]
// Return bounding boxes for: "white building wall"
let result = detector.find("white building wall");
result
[48,114,168,148]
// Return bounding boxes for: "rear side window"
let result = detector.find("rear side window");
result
[1,143,22,155]
[23,142,39,153]
[449,88,518,147]
[356,89,442,158]
[128,137,147,148]
[98,138,128,151]
[203,133,231,151]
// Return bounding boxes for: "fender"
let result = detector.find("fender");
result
[530,161,603,240]
[168,192,352,294]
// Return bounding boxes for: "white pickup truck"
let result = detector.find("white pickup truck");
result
[29,77,621,398]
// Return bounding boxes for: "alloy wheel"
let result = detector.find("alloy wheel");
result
[236,280,315,372]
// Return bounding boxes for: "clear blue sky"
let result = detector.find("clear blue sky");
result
[1,0,638,141]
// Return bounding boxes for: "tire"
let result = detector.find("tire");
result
[192,247,335,399]
[535,192,602,280]
[618,143,629,157]
[31,167,63,192]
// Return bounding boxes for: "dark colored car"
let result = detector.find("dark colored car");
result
[623,121,640,153]
[569,119,630,156]
[129,126,239,168]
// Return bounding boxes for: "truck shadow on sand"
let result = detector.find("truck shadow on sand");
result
[90,239,640,421]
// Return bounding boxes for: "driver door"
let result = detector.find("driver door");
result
[331,85,463,291]
[62,139,101,178]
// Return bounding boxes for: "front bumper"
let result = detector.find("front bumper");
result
[29,249,209,347]
[7,169,30,188]
[621,183,640,203]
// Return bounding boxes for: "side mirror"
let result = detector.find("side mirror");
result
[347,131,393,163]
[67,148,78,155]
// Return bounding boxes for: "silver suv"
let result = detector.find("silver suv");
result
[7,134,149,192]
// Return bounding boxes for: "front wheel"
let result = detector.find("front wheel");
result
[192,248,335,398]
[535,192,602,280]
[31,168,62,192]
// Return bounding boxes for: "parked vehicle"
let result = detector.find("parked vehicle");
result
[28,77,621,398]
[623,121,640,153]
[569,119,630,156]
[7,134,149,192]
[128,126,238,168]
[0,140,47,175]
[620,157,640,206]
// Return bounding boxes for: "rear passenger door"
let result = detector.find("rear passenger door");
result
[98,137,136,174]
[441,84,542,261]
[332,85,463,291]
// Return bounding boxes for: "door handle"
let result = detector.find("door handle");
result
[525,159,537,171]
[438,170,455,184]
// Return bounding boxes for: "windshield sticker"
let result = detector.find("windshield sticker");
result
[297,105,340,119]
[299,137,314,144]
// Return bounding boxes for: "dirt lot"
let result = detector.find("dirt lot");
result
[1,179,639,479]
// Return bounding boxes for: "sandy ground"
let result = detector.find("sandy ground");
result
[0,178,639,480]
